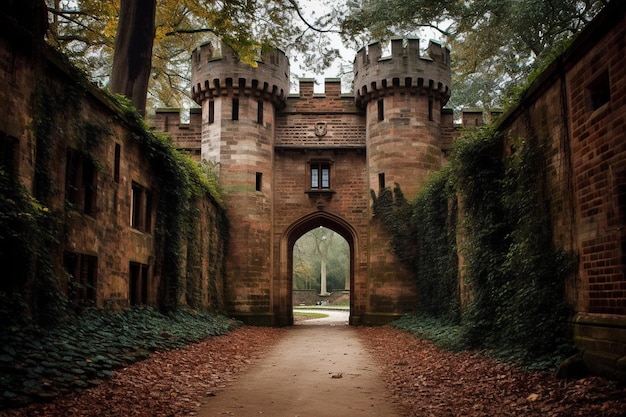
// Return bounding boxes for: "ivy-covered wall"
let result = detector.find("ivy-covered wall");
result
[375,2,626,380]
[0,10,228,326]
[374,127,573,366]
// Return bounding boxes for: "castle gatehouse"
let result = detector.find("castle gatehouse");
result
[157,38,455,325]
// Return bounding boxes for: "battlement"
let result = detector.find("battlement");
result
[353,38,451,109]
[190,41,290,109]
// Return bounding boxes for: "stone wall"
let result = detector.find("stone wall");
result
[0,12,226,317]
[496,1,626,380]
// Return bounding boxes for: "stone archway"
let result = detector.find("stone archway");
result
[274,211,361,326]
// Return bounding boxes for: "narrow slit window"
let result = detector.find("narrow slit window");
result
[377,99,384,121]
[232,98,239,121]
[255,172,262,191]
[257,100,263,125]
[114,143,121,183]
[379,173,385,190]
[208,100,215,124]
[428,98,434,121]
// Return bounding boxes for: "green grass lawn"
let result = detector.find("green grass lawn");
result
[293,311,329,319]
[293,305,349,310]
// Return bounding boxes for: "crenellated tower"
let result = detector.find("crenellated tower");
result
[354,38,451,199]
[191,41,289,324]
[354,38,452,320]
[184,37,454,325]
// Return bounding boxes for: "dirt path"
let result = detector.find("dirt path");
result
[4,317,625,416]
[196,322,402,417]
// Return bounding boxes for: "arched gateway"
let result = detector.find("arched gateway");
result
[181,38,452,325]
[276,212,360,326]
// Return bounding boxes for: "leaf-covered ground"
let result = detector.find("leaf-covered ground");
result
[1,326,285,417]
[0,307,238,410]
[359,326,626,417]
[1,324,625,416]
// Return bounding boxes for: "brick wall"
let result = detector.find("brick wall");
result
[567,14,626,316]
[496,1,626,380]
[152,108,202,161]
[0,18,226,315]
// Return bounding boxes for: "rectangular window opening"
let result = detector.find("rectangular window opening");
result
[129,261,149,305]
[113,143,121,183]
[131,182,152,233]
[257,100,263,125]
[64,252,97,306]
[379,173,386,190]
[428,98,434,121]
[586,70,611,111]
[66,148,97,215]
[232,98,239,121]
[377,99,384,121]
[0,133,16,176]
[310,162,331,190]
[255,172,262,192]
[208,100,215,124]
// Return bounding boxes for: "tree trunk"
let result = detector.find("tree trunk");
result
[110,0,156,117]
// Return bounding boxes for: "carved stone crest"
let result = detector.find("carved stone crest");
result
[314,121,327,138]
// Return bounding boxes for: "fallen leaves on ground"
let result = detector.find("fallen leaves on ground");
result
[2,325,625,417]
[358,326,626,417]
[1,327,285,417]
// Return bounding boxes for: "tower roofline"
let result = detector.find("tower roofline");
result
[353,38,452,109]
[190,40,290,108]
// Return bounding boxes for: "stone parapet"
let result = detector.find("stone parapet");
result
[190,41,290,109]
[353,38,451,109]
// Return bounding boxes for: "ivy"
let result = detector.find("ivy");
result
[0,166,63,327]
[1,57,227,327]
[376,124,574,369]
[116,97,227,313]
[411,167,459,322]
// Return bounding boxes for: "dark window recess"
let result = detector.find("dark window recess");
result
[208,100,215,124]
[586,70,611,111]
[255,172,262,191]
[66,148,97,215]
[114,143,121,183]
[232,98,239,121]
[311,162,330,189]
[257,100,264,125]
[64,252,97,305]
[428,98,434,121]
[377,99,384,121]
[129,262,149,305]
[379,173,386,190]
[131,182,152,233]
[0,133,16,176]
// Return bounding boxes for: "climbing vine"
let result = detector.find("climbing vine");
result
[375,125,574,366]
[411,168,459,322]
[1,52,227,326]
[115,96,227,313]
